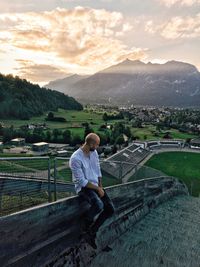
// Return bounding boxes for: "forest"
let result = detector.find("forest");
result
[0,73,83,119]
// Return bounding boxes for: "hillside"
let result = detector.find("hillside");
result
[46,59,200,107]
[0,73,83,119]
[45,74,89,95]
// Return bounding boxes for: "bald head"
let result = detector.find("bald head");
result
[85,133,100,146]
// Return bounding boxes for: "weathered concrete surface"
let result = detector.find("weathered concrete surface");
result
[43,177,189,267]
[0,176,189,267]
[91,195,200,267]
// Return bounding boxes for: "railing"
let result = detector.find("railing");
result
[0,156,199,217]
[131,164,200,197]
[0,157,135,216]
[0,157,50,216]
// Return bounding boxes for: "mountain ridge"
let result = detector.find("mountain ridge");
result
[45,59,200,107]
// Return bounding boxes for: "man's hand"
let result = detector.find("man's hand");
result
[85,182,104,197]
[97,187,105,198]
[98,177,103,188]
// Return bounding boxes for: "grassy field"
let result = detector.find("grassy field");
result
[1,108,197,140]
[130,124,196,140]
[1,109,104,130]
[145,151,200,197]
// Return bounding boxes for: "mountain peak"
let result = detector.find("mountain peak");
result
[164,60,198,72]
[120,59,144,66]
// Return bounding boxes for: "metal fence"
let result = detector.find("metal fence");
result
[0,156,137,216]
[0,156,199,217]
[0,157,50,216]
[0,157,75,217]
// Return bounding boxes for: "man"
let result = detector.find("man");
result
[69,133,115,249]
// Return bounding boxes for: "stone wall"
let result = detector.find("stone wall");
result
[0,176,188,267]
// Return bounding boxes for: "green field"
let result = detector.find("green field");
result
[1,109,104,130]
[145,152,200,197]
[1,108,197,140]
[130,124,196,140]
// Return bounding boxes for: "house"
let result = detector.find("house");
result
[11,138,25,146]
[32,142,49,152]
[190,138,200,148]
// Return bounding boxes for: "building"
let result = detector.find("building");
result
[190,138,200,148]
[11,138,25,146]
[32,142,49,152]
[56,150,71,157]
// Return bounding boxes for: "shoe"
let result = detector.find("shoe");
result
[83,232,97,250]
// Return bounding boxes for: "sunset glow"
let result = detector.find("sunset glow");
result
[0,0,199,84]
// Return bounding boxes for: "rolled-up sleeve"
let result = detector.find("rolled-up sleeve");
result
[69,157,88,188]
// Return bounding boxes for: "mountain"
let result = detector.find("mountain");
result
[0,73,83,119]
[46,60,200,107]
[45,74,89,95]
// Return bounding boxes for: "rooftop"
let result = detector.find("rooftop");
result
[32,142,48,146]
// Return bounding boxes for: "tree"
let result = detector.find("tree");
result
[115,134,124,146]
[84,124,93,138]
[103,112,108,122]
[71,134,83,146]
[112,122,125,139]
[47,112,54,120]
[0,124,3,135]
[62,130,71,144]
[163,131,172,139]
[46,131,52,142]
[97,133,107,145]
[112,144,118,154]
[32,128,45,142]
[3,127,14,143]
[124,126,131,138]
[0,73,83,120]
[52,129,61,142]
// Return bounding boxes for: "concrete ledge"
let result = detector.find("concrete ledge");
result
[0,177,188,267]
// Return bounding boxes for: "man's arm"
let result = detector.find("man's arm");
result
[98,176,102,188]
[96,150,103,188]
[86,181,104,197]
[70,157,104,197]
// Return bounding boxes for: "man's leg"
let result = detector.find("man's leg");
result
[78,188,105,249]
[90,190,115,234]
[78,188,104,232]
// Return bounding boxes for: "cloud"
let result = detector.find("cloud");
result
[157,0,200,7]
[15,60,69,83]
[145,13,200,39]
[0,6,147,82]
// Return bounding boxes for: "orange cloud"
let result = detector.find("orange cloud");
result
[15,59,69,83]
[0,7,147,82]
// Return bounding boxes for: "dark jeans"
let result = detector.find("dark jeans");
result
[78,187,115,234]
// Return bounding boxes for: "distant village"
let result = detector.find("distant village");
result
[0,105,200,157]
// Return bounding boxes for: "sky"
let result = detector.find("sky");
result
[0,0,200,85]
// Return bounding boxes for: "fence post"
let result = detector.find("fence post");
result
[0,180,3,212]
[54,158,57,202]
[48,157,52,202]
[190,181,193,196]
[119,161,123,182]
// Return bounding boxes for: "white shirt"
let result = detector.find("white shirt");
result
[69,148,102,193]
